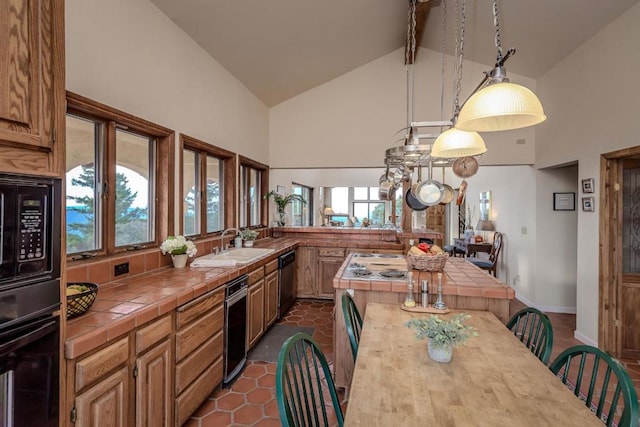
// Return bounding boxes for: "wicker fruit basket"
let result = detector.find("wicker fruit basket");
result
[407,253,449,271]
[66,282,99,319]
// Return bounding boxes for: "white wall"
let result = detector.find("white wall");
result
[65,0,269,163]
[269,47,537,169]
[534,165,579,312]
[536,2,640,342]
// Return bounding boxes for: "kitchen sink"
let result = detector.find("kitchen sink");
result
[190,247,275,267]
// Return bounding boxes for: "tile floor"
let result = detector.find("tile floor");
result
[185,298,640,427]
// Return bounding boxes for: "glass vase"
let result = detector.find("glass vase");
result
[427,338,453,363]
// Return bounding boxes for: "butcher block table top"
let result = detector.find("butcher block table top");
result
[344,303,602,427]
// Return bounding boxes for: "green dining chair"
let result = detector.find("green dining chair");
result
[342,292,363,360]
[506,307,554,364]
[549,345,639,427]
[276,333,344,427]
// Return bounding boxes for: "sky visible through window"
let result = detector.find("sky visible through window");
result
[66,165,148,208]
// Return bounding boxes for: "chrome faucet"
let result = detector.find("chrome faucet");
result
[220,228,239,253]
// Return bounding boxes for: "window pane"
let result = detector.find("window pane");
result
[395,191,403,228]
[183,149,199,236]
[66,115,100,254]
[331,187,348,214]
[370,202,385,226]
[369,187,380,201]
[354,187,368,200]
[115,130,154,246]
[206,155,223,233]
[353,203,368,221]
[249,168,261,226]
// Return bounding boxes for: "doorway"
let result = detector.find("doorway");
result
[601,148,640,359]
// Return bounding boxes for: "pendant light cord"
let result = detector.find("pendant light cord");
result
[453,0,466,117]
[492,0,503,64]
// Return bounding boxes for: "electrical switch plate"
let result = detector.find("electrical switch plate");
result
[114,262,129,276]
[521,226,527,235]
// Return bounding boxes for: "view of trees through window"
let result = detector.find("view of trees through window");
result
[183,180,221,236]
[66,165,151,253]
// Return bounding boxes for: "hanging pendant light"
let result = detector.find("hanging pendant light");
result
[432,0,487,158]
[456,0,546,132]
[432,127,486,157]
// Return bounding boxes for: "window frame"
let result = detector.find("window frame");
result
[66,91,175,259]
[291,182,314,226]
[179,134,236,238]
[238,156,269,227]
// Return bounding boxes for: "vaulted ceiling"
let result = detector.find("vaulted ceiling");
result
[150,0,639,107]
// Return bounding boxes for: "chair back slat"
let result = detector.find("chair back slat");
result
[506,307,554,364]
[549,344,639,427]
[342,293,364,360]
[276,333,344,427]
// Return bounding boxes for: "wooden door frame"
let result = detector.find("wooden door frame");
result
[600,145,640,356]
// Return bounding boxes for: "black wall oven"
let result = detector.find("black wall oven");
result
[0,173,61,427]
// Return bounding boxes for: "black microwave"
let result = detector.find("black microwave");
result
[0,174,61,287]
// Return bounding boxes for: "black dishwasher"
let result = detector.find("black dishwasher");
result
[278,250,296,318]
[223,274,248,386]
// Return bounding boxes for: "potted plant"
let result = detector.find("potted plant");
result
[239,229,259,247]
[264,190,306,227]
[160,235,197,268]
[405,313,476,362]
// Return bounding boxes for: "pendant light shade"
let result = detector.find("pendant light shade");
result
[456,81,546,132]
[431,127,487,158]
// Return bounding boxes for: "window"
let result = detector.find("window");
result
[291,183,313,226]
[353,187,385,226]
[66,92,174,258]
[324,186,391,227]
[181,135,235,237]
[239,157,268,227]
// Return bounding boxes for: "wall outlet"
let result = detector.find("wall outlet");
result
[114,262,129,276]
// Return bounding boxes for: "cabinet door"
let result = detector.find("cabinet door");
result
[247,281,265,349]
[264,271,279,327]
[0,0,58,151]
[75,367,129,427]
[317,257,344,299]
[296,247,317,297]
[136,340,172,427]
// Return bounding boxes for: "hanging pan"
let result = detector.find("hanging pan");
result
[452,156,479,179]
[440,167,455,205]
[405,166,428,211]
[456,179,468,206]
[412,162,445,206]
[378,166,394,200]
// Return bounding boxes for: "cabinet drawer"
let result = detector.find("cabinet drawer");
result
[175,306,223,362]
[318,247,345,257]
[176,287,224,329]
[175,356,223,426]
[175,330,223,395]
[136,315,172,355]
[265,259,278,275]
[247,267,265,286]
[75,337,129,391]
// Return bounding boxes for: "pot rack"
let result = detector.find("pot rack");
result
[384,120,458,169]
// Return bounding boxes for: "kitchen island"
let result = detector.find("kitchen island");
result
[333,253,515,390]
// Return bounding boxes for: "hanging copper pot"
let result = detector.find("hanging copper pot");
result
[452,156,479,179]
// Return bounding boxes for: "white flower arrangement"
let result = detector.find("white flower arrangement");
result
[160,235,197,258]
[239,229,259,241]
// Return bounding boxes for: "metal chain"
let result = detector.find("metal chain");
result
[439,0,447,120]
[411,0,416,64]
[405,2,412,66]
[454,0,466,113]
[493,0,503,63]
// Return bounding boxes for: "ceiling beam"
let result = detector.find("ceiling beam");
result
[404,0,432,65]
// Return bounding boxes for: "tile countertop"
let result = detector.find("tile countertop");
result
[334,254,515,299]
[64,238,299,360]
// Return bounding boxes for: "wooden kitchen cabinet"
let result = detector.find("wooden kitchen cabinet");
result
[174,287,224,426]
[0,0,65,175]
[296,247,318,298]
[72,338,130,426]
[135,316,173,427]
[247,279,265,349]
[74,367,129,427]
[317,248,345,299]
[264,270,279,327]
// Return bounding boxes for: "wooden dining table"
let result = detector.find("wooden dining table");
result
[344,303,602,426]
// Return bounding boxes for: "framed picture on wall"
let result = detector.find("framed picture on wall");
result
[582,197,595,212]
[581,178,594,193]
[553,192,575,211]
[276,185,285,195]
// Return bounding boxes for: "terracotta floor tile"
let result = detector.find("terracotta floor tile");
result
[200,410,232,426]
[216,392,246,411]
[232,404,263,425]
